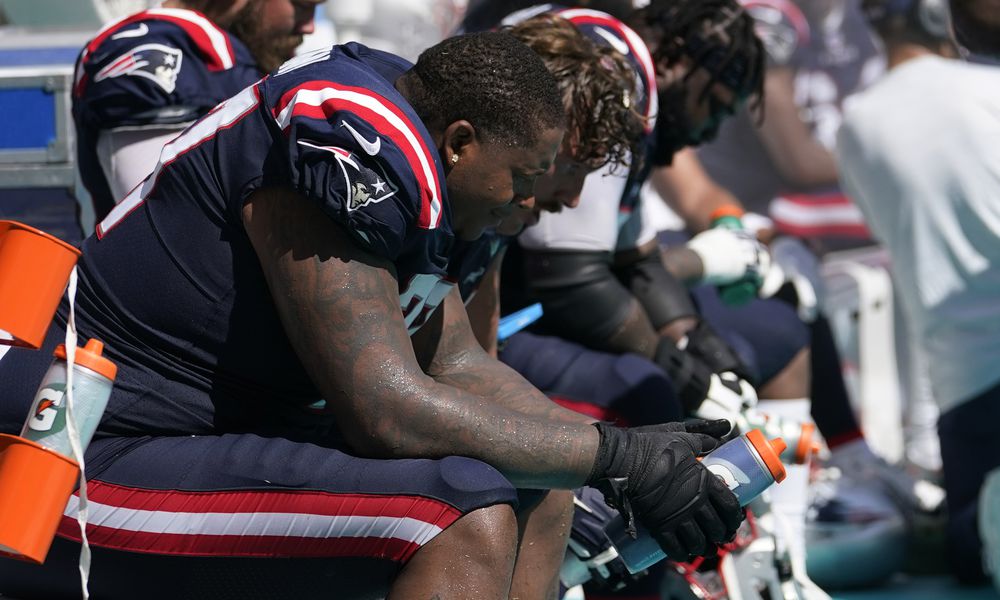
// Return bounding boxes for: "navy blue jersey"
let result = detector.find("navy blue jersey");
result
[451,231,509,302]
[73,8,261,219]
[69,43,452,437]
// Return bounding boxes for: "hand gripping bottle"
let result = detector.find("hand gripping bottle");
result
[709,205,760,306]
[604,430,787,574]
[0,338,116,563]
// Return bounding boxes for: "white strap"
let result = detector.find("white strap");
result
[62,266,92,600]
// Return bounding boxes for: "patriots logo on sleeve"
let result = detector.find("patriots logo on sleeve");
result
[94,43,184,93]
[297,139,399,211]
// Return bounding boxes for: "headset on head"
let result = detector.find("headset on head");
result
[862,0,952,39]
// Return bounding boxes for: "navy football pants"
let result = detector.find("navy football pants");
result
[0,433,518,600]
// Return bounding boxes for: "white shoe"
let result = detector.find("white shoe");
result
[978,467,1000,593]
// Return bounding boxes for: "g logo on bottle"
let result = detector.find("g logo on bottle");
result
[706,458,751,493]
[28,385,66,433]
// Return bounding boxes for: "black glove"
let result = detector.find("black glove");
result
[586,421,743,561]
[653,321,756,415]
[630,418,733,439]
[681,320,752,382]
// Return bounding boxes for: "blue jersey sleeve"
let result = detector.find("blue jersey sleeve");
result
[269,54,446,260]
[75,12,258,129]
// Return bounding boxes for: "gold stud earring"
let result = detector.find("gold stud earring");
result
[451,154,460,165]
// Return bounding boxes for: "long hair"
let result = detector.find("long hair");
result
[630,0,766,114]
[507,13,644,170]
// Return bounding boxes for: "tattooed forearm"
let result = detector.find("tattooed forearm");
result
[416,288,595,426]
[243,188,598,489]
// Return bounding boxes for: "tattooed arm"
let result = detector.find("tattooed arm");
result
[243,187,598,488]
[464,248,504,357]
[412,285,595,426]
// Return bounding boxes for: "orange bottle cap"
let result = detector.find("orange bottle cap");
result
[745,429,787,483]
[794,422,818,464]
[54,338,117,381]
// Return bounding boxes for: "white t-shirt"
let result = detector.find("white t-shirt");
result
[518,161,659,253]
[837,55,1000,413]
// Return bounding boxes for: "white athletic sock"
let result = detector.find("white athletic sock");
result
[757,399,811,572]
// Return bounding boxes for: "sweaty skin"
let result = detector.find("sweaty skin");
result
[243,186,599,489]
[412,287,596,428]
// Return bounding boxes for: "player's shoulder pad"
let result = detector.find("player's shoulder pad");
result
[740,0,810,67]
[77,7,236,87]
[268,46,446,232]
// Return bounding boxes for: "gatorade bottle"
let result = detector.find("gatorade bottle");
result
[709,205,760,306]
[21,338,117,456]
[603,430,787,574]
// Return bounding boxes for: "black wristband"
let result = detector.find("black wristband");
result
[586,422,626,485]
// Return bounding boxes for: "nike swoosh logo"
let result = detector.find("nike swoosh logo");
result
[341,121,381,156]
[111,23,149,40]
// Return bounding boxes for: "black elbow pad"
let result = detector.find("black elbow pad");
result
[521,250,634,346]
[614,250,697,330]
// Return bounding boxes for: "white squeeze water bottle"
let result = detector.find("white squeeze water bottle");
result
[20,338,117,456]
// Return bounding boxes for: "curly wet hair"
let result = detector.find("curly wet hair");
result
[506,13,644,170]
[403,31,566,148]
[630,0,766,114]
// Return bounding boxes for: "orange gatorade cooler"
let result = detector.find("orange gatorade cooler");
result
[0,434,80,563]
[0,221,80,349]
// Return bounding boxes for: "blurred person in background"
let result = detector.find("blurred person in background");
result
[458,0,634,32]
[640,0,948,589]
[837,0,1000,584]
[325,0,466,63]
[73,0,325,223]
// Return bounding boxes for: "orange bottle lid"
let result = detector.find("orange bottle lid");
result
[794,422,818,464]
[745,428,787,483]
[54,338,117,381]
